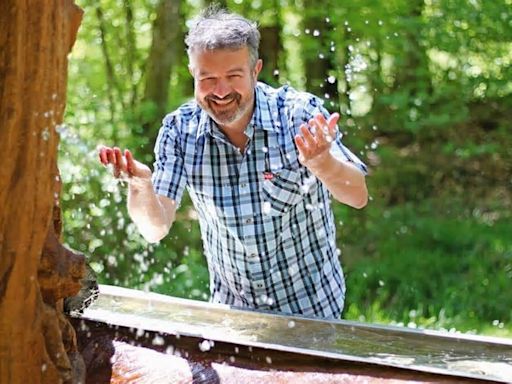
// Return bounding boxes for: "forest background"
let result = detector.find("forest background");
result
[60,0,512,337]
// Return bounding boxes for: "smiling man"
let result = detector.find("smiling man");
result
[99,7,368,319]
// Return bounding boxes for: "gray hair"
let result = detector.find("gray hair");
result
[185,6,260,68]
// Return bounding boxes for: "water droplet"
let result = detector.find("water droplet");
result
[42,128,50,141]
[288,320,296,328]
[152,335,165,346]
[313,30,320,37]
[327,75,336,84]
[199,340,212,352]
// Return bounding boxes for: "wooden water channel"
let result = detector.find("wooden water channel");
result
[72,285,512,383]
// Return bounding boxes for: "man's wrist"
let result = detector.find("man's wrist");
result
[128,175,153,192]
[304,151,337,178]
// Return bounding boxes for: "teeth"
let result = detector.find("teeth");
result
[213,99,233,105]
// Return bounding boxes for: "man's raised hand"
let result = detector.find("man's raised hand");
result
[98,146,152,181]
[294,112,339,169]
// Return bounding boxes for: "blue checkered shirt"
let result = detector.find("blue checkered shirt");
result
[152,82,367,319]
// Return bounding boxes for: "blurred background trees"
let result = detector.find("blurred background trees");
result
[60,0,512,336]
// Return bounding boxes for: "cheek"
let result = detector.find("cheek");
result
[195,84,210,99]
[234,79,253,97]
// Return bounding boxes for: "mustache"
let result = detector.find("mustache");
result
[205,93,241,102]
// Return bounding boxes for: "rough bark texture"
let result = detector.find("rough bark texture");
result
[0,1,84,383]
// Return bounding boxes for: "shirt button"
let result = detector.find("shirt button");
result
[245,218,253,224]
[255,282,264,289]
[241,183,247,188]
[249,253,257,259]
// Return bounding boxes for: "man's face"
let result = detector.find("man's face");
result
[189,47,262,128]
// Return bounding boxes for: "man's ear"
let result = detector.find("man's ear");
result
[253,59,263,79]
[188,65,194,77]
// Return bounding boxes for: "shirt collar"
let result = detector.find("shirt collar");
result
[196,82,279,140]
[250,83,280,133]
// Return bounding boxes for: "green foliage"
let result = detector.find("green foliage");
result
[61,0,512,337]
[343,199,512,335]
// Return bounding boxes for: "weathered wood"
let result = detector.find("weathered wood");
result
[0,2,83,383]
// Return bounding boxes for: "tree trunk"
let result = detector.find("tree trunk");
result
[392,0,432,101]
[258,0,284,88]
[302,2,340,112]
[0,1,85,383]
[204,0,227,8]
[142,0,181,151]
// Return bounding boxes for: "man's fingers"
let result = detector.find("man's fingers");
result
[327,113,340,137]
[315,114,328,129]
[106,147,117,166]
[98,147,108,165]
[98,145,114,166]
[311,115,332,146]
[300,123,317,147]
[294,135,309,162]
[114,147,128,173]
[327,112,339,128]
[125,149,135,175]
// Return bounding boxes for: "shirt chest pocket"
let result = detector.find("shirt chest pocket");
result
[261,168,311,216]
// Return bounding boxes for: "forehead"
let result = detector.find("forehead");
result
[189,47,251,74]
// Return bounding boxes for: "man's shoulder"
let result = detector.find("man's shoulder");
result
[161,99,201,128]
[257,82,321,109]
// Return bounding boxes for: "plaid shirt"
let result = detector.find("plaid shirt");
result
[152,82,367,319]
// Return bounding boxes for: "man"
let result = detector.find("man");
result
[99,7,368,319]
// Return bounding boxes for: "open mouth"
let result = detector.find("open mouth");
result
[210,98,235,107]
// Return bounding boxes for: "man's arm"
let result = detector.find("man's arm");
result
[99,146,177,242]
[294,113,368,209]
[127,178,177,243]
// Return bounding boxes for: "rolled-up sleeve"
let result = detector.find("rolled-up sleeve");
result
[152,114,188,205]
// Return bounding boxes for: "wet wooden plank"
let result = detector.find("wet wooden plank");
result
[76,285,512,383]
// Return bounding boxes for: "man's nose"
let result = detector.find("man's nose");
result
[212,79,231,99]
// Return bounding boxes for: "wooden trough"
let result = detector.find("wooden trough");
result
[72,285,512,383]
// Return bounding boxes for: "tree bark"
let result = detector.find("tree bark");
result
[0,1,85,383]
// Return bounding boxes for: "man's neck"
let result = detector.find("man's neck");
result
[219,111,252,136]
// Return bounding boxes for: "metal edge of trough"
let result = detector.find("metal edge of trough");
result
[76,284,511,383]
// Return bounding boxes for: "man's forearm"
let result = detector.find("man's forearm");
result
[127,178,174,242]
[307,153,368,209]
